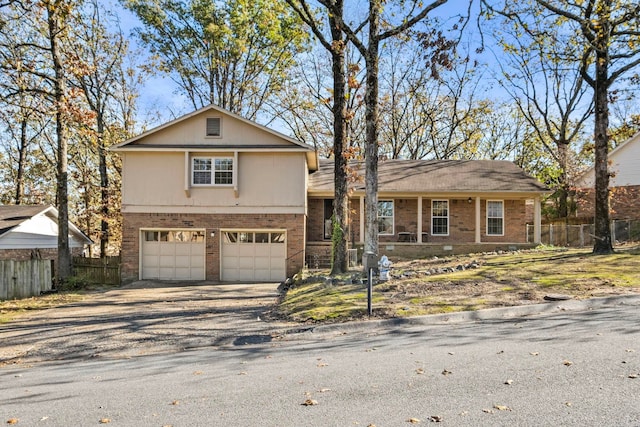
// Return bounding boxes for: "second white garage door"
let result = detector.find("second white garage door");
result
[221,230,286,282]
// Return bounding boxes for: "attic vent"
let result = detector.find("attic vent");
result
[206,117,221,137]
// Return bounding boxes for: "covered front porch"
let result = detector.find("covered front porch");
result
[305,195,543,267]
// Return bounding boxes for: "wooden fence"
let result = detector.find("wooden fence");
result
[0,259,52,300]
[72,256,121,286]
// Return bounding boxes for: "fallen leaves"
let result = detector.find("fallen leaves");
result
[407,417,420,423]
[98,419,111,424]
[415,368,425,375]
[493,404,511,411]
[6,419,18,425]
[301,399,318,406]
[563,360,573,366]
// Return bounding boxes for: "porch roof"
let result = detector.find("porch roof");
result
[308,159,548,195]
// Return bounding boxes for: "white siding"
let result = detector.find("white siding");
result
[578,132,640,187]
[0,215,87,249]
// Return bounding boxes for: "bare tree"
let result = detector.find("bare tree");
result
[284,0,353,274]
[485,0,640,253]
[488,10,593,218]
[324,0,448,266]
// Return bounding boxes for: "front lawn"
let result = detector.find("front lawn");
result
[275,246,640,322]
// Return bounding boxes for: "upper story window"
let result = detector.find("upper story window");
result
[206,117,221,137]
[378,200,394,235]
[487,200,504,235]
[432,200,449,235]
[192,157,233,186]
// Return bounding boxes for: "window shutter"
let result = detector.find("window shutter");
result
[206,118,221,136]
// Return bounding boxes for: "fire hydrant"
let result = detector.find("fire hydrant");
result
[378,255,392,281]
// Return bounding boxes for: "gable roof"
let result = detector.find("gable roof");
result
[576,130,640,187]
[111,104,319,170]
[308,159,548,195]
[0,205,92,244]
[0,205,51,237]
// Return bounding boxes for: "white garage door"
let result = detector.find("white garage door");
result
[221,230,286,282]
[141,230,205,280]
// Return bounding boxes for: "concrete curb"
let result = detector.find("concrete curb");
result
[298,294,640,336]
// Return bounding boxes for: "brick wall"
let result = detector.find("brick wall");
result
[307,198,325,242]
[122,212,306,283]
[576,185,640,220]
[307,197,529,244]
[0,248,59,261]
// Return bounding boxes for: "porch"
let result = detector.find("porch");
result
[305,195,542,268]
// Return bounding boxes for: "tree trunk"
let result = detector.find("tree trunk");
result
[97,111,110,258]
[592,31,613,253]
[330,3,349,274]
[48,3,72,281]
[15,117,28,205]
[557,141,569,218]
[363,0,380,269]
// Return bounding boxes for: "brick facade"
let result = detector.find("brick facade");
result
[0,248,59,261]
[122,212,306,283]
[576,185,640,220]
[307,197,528,245]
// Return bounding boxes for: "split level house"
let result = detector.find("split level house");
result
[112,105,548,284]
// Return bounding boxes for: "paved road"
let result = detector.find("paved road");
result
[2,297,640,426]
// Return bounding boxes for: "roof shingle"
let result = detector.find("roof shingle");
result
[308,159,548,194]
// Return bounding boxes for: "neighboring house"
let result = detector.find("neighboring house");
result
[0,205,92,261]
[575,130,640,219]
[113,105,547,283]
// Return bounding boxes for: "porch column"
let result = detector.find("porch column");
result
[534,197,542,244]
[475,197,481,243]
[359,195,365,244]
[417,196,423,242]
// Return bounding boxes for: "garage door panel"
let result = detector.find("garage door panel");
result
[254,257,270,269]
[238,257,255,269]
[255,269,270,279]
[254,245,270,256]
[160,246,176,256]
[175,255,191,268]
[174,267,191,280]
[191,254,205,268]
[143,243,160,256]
[175,244,191,256]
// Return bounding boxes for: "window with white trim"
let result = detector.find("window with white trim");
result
[431,200,449,235]
[206,117,221,137]
[378,200,394,235]
[487,200,504,235]
[192,157,233,186]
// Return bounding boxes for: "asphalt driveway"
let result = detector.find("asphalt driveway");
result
[0,281,299,365]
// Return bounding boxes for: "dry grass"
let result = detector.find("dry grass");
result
[277,245,640,322]
[0,293,85,324]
